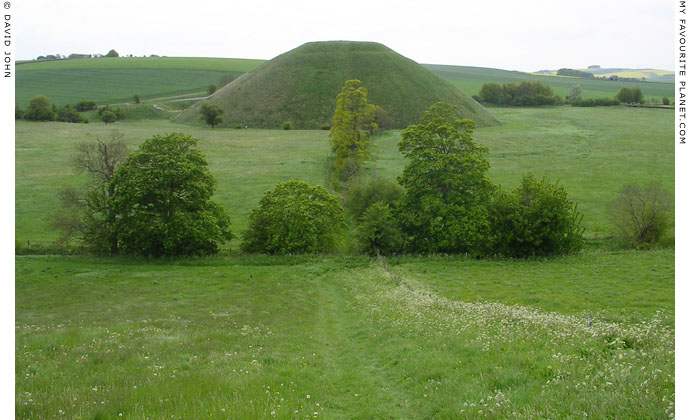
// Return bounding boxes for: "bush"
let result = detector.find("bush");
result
[133,94,141,104]
[24,96,55,121]
[489,174,584,257]
[102,110,116,124]
[109,133,233,257]
[241,180,344,254]
[471,94,483,103]
[282,121,292,130]
[75,100,97,112]
[56,105,85,123]
[662,96,670,105]
[355,202,404,255]
[208,84,217,95]
[608,182,672,246]
[200,103,224,128]
[344,177,403,220]
[15,106,24,119]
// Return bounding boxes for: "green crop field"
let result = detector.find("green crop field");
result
[16,249,674,419]
[15,106,673,247]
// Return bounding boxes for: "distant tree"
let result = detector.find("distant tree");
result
[241,180,344,254]
[329,80,377,181]
[36,56,46,61]
[200,103,224,128]
[25,96,55,121]
[631,86,644,104]
[102,110,116,124]
[662,96,670,105]
[15,106,24,120]
[75,100,97,112]
[133,94,141,104]
[479,82,505,104]
[609,182,672,246]
[207,84,217,95]
[566,84,583,103]
[373,105,394,132]
[105,49,119,58]
[108,133,233,256]
[56,105,85,123]
[557,68,595,78]
[616,87,644,104]
[396,102,495,254]
[489,174,584,257]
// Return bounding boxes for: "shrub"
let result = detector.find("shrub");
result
[102,111,116,124]
[56,105,85,123]
[355,202,403,255]
[488,174,584,257]
[208,84,217,95]
[344,177,403,220]
[321,124,331,130]
[241,180,344,254]
[608,182,672,246]
[471,94,483,103]
[200,103,224,128]
[282,121,292,130]
[75,100,97,112]
[133,94,141,104]
[15,106,24,119]
[662,96,670,105]
[24,96,55,121]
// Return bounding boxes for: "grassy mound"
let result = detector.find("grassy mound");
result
[177,41,499,128]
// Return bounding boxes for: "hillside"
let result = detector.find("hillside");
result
[177,41,499,128]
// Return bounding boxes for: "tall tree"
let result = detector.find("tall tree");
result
[329,80,377,181]
[200,103,224,128]
[396,102,495,254]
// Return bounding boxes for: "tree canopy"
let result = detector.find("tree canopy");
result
[200,103,224,128]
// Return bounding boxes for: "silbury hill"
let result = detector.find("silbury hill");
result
[177,41,500,129]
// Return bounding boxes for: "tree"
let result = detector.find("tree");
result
[662,96,670,105]
[108,133,233,257]
[616,87,643,104]
[105,49,119,58]
[567,84,583,103]
[48,130,129,250]
[355,202,403,255]
[479,82,505,104]
[241,180,344,254]
[15,106,24,120]
[488,174,584,257]
[344,177,403,220]
[133,94,141,104]
[396,102,495,254]
[24,96,55,121]
[329,80,377,181]
[75,100,97,112]
[208,84,217,95]
[608,182,672,246]
[102,110,116,124]
[373,105,394,132]
[200,103,224,128]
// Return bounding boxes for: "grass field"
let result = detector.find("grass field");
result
[15,106,673,247]
[15,248,674,419]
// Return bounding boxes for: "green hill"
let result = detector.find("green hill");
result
[177,41,499,128]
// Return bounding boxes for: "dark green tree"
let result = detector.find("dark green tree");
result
[396,102,495,254]
[56,105,85,123]
[208,84,217,95]
[15,106,24,120]
[200,103,224,128]
[355,202,403,255]
[105,49,119,57]
[133,94,141,104]
[488,174,584,257]
[109,133,233,257]
[479,82,505,104]
[241,180,344,254]
[24,96,55,121]
[102,110,116,124]
[329,80,377,180]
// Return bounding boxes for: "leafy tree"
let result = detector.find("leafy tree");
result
[102,110,116,124]
[241,180,344,254]
[15,106,24,120]
[24,96,55,121]
[344,177,403,220]
[56,105,85,123]
[105,49,119,58]
[329,80,377,181]
[208,84,217,95]
[631,86,644,104]
[75,100,97,111]
[355,202,404,255]
[488,174,584,257]
[662,96,670,105]
[396,102,495,254]
[133,94,141,104]
[109,133,233,257]
[608,182,672,246]
[200,103,224,128]
[48,130,129,251]
[373,105,394,132]
[479,82,505,104]
[566,84,582,103]
[616,87,644,104]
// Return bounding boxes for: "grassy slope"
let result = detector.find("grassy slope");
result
[425,64,674,100]
[15,57,265,107]
[16,250,674,419]
[176,41,499,129]
[15,106,673,246]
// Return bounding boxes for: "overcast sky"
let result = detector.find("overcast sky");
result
[16,0,674,71]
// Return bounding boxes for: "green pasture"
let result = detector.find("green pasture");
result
[16,249,674,419]
[425,64,674,100]
[17,57,265,72]
[14,106,673,247]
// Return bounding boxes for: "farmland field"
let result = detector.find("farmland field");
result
[16,249,674,419]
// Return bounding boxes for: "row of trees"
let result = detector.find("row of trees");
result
[477,81,563,106]
[36,50,120,61]
[16,96,125,124]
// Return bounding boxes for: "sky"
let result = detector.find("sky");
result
[16,0,674,71]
